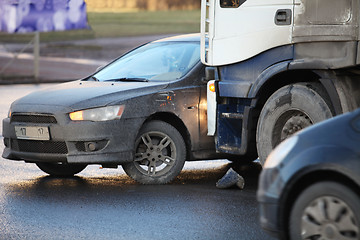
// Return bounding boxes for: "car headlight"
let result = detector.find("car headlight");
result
[8,108,12,118]
[69,105,125,122]
[264,136,299,169]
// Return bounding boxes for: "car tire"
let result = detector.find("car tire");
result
[122,120,186,185]
[289,181,360,240]
[256,83,333,165]
[36,162,87,177]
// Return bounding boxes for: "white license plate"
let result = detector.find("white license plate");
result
[15,126,50,141]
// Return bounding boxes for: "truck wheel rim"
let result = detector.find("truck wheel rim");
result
[273,110,313,147]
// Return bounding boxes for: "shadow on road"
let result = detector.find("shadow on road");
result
[4,162,262,200]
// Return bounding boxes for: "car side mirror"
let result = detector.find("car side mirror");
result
[202,67,216,83]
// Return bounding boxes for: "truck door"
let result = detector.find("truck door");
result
[201,0,294,66]
[292,0,356,43]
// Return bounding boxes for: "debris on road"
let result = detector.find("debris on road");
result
[216,168,245,189]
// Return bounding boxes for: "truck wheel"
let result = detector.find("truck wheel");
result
[36,162,87,177]
[256,83,333,165]
[122,120,186,185]
[289,181,360,240]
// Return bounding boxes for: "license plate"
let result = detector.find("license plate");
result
[15,126,50,141]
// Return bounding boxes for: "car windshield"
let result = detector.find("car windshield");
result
[92,41,200,82]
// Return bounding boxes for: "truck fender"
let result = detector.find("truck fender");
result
[247,61,290,98]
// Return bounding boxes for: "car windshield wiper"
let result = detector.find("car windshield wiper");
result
[104,77,149,82]
[91,76,100,81]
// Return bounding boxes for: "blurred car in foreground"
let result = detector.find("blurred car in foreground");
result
[257,109,360,239]
[2,34,223,184]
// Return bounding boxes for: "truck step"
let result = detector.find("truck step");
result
[221,113,244,119]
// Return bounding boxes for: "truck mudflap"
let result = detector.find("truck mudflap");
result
[216,100,256,156]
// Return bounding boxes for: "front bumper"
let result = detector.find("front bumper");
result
[2,114,144,165]
[258,198,281,238]
[257,167,285,238]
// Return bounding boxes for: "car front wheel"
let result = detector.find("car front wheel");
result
[122,120,186,185]
[36,162,87,177]
[289,181,360,240]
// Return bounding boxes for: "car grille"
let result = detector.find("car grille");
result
[11,114,57,124]
[10,139,68,154]
[75,142,86,152]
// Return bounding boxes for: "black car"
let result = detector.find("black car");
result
[2,34,220,184]
[257,109,360,239]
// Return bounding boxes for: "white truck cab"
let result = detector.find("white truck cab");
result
[202,0,359,66]
[201,0,360,164]
[201,0,292,66]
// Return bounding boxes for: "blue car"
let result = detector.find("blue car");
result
[257,109,360,239]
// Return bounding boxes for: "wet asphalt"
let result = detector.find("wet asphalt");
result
[0,85,276,240]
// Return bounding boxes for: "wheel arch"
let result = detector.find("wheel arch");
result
[278,169,360,239]
[250,67,360,117]
[251,69,336,114]
[144,112,192,160]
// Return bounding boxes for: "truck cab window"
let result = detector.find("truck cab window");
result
[220,0,245,8]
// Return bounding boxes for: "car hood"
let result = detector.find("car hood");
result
[12,80,168,111]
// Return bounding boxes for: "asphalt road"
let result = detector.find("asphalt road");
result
[0,85,276,240]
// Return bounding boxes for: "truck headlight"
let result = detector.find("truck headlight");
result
[69,105,125,122]
[264,136,298,169]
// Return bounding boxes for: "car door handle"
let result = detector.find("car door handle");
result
[275,9,292,25]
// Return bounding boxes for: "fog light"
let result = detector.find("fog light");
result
[87,142,97,151]
[75,140,108,152]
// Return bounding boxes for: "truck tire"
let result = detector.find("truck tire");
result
[256,83,333,165]
[122,120,186,185]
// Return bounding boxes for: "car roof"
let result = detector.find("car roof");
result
[153,33,200,43]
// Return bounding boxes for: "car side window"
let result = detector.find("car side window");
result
[220,0,246,8]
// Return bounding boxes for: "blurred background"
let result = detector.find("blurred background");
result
[0,0,201,82]
[87,0,200,11]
